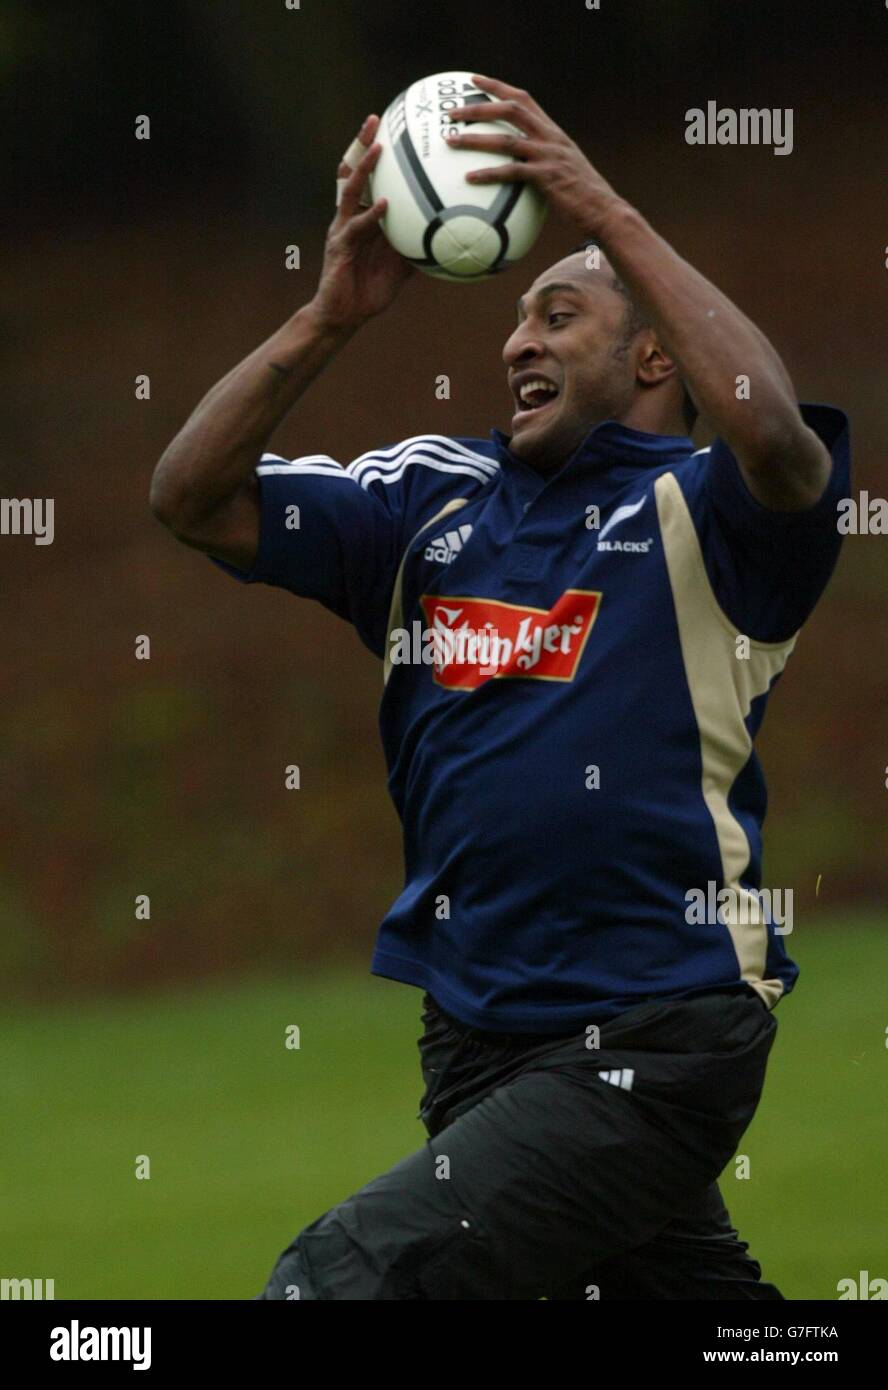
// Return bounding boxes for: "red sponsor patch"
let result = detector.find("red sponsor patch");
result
[419,590,602,689]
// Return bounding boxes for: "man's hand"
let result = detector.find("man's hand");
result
[444,74,621,239]
[151,116,416,565]
[310,114,414,332]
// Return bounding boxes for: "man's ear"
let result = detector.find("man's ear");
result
[635,331,679,387]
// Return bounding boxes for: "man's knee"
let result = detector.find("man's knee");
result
[258,1236,322,1300]
[258,1143,481,1300]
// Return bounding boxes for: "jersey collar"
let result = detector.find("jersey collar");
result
[489,418,695,477]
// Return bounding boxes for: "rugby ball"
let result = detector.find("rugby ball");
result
[370,71,548,281]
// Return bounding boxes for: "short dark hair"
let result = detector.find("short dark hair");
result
[566,241,698,434]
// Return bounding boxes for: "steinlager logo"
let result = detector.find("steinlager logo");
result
[418,590,602,689]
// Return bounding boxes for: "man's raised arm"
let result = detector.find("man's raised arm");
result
[445,73,831,512]
[591,199,831,511]
[149,114,412,571]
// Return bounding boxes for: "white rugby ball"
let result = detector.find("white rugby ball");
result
[370,71,548,281]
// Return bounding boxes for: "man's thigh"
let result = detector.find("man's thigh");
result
[545,1183,784,1301]
[258,1055,752,1300]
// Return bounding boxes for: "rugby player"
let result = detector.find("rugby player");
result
[150,76,849,1299]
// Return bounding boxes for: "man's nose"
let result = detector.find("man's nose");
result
[503,328,544,369]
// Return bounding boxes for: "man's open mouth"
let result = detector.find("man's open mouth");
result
[513,377,560,418]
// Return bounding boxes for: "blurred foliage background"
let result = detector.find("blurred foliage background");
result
[1,0,885,993]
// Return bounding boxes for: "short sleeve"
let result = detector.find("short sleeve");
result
[692,403,850,642]
[210,453,401,658]
[209,435,499,658]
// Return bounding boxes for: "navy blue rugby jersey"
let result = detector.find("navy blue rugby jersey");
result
[212,404,849,1032]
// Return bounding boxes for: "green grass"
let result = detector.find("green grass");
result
[1,917,885,1299]
[725,914,888,1298]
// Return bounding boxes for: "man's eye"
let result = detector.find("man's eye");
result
[548,312,572,324]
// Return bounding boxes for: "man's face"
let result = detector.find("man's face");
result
[503,252,637,469]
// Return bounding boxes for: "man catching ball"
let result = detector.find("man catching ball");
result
[151,75,849,1300]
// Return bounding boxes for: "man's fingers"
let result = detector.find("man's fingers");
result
[336,197,388,250]
[336,143,374,210]
[335,115,380,208]
[346,197,387,233]
[465,161,533,185]
[336,141,380,213]
[449,130,536,158]
[349,114,379,156]
[446,98,546,137]
[471,73,537,106]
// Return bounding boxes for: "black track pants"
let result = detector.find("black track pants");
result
[256,990,783,1300]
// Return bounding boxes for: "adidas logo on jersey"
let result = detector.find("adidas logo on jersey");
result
[598,1068,635,1091]
[425,523,473,564]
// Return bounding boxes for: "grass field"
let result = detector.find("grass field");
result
[2,915,885,1300]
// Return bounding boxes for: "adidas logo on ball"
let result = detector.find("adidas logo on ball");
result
[370,71,548,282]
